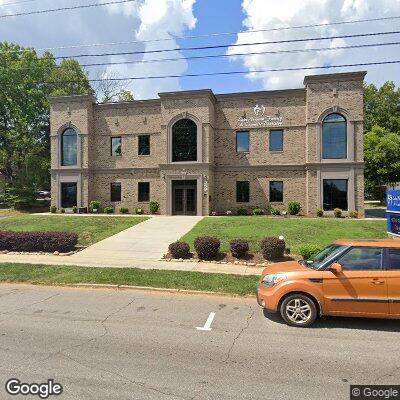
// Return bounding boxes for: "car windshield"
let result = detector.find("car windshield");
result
[300,244,347,269]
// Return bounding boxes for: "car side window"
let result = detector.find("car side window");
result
[337,247,382,271]
[387,249,400,270]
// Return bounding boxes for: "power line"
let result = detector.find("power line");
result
[12,14,400,51]
[50,30,400,60]
[77,41,400,68]
[83,60,400,82]
[10,60,399,86]
[0,0,45,7]
[0,0,137,18]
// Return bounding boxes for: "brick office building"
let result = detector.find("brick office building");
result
[50,71,366,216]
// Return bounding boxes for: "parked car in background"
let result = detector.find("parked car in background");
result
[36,191,51,199]
[257,240,400,327]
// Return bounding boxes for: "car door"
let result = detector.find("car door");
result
[384,248,400,317]
[322,247,389,317]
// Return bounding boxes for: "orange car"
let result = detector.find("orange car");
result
[257,239,400,327]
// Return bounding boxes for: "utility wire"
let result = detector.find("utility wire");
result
[49,30,400,60]
[0,0,137,18]
[0,0,45,7]
[3,40,399,69]
[2,11,399,46]
[11,60,400,85]
[77,41,400,68]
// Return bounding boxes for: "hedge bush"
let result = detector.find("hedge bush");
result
[104,206,114,214]
[316,208,324,217]
[271,207,281,216]
[149,200,160,214]
[334,208,342,218]
[120,207,129,214]
[50,205,57,214]
[194,236,221,260]
[298,244,322,260]
[252,208,264,215]
[72,206,78,214]
[260,237,286,261]
[168,241,191,259]
[0,231,78,253]
[349,210,358,218]
[237,207,248,216]
[135,207,144,215]
[90,200,101,212]
[230,239,249,258]
[288,201,301,215]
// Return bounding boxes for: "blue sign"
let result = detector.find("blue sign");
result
[387,190,400,213]
[387,190,400,237]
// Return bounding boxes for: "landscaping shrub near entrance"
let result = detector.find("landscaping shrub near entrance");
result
[260,237,286,261]
[0,231,78,253]
[194,236,221,260]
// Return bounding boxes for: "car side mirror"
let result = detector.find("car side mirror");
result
[329,262,343,274]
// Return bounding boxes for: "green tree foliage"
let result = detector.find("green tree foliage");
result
[364,125,400,199]
[364,82,400,200]
[364,82,400,133]
[117,89,134,102]
[0,42,92,206]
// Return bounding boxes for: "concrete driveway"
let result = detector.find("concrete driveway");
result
[0,284,399,400]
[68,216,202,265]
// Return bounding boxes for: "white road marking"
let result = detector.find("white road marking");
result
[196,312,216,331]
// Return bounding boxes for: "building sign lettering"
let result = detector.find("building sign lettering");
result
[238,104,283,128]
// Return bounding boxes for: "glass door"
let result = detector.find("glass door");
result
[61,182,77,208]
[172,180,197,215]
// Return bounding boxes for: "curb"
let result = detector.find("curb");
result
[0,282,255,298]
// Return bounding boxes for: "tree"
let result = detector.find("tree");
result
[364,125,400,201]
[94,70,132,103]
[0,42,92,205]
[364,82,400,133]
[118,89,134,102]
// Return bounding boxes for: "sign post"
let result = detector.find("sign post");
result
[386,190,400,237]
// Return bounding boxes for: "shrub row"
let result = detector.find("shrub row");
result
[0,231,78,253]
[168,236,286,261]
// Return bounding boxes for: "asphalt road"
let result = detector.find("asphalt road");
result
[0,284,399,400]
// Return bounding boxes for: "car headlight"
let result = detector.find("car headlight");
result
[262,273,287,287]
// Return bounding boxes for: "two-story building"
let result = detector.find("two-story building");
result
[50,71,366,216]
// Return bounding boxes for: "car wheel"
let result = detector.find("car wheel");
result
[280,294,317,327]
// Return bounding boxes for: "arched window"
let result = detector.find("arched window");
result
[322,113,347,159]
[172,119,197,162]
[61,128,77,166]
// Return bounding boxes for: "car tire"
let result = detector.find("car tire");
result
[280,294,317,327]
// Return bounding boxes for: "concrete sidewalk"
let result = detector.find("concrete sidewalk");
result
[70,215,202,263]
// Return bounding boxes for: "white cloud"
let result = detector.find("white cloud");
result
[104,0,197,98]
[228,0,400,90]
[0,0,197,99]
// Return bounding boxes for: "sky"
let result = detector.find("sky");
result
[0,0,399,99]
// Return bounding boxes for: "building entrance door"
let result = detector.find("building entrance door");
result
[172,180,197,215]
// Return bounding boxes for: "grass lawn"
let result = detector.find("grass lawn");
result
[0,264,258,296]
[180,217,388,255]
[0,215,148,246]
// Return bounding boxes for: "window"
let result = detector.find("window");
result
[236,181,249,203]
[387,249,400,270]
[111,137,122,156]
[337,247,382,271]
[61,128,77,166]
[138,182,150,202]
[138,135,150,155]
[236,131,249,152]
[323,179,348,211]
[322,113,347,159]
[172,119,197,162]
[60,182,77,208]
[110,182,121,202]
[269,181,283,202]
[269,129,283,151]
